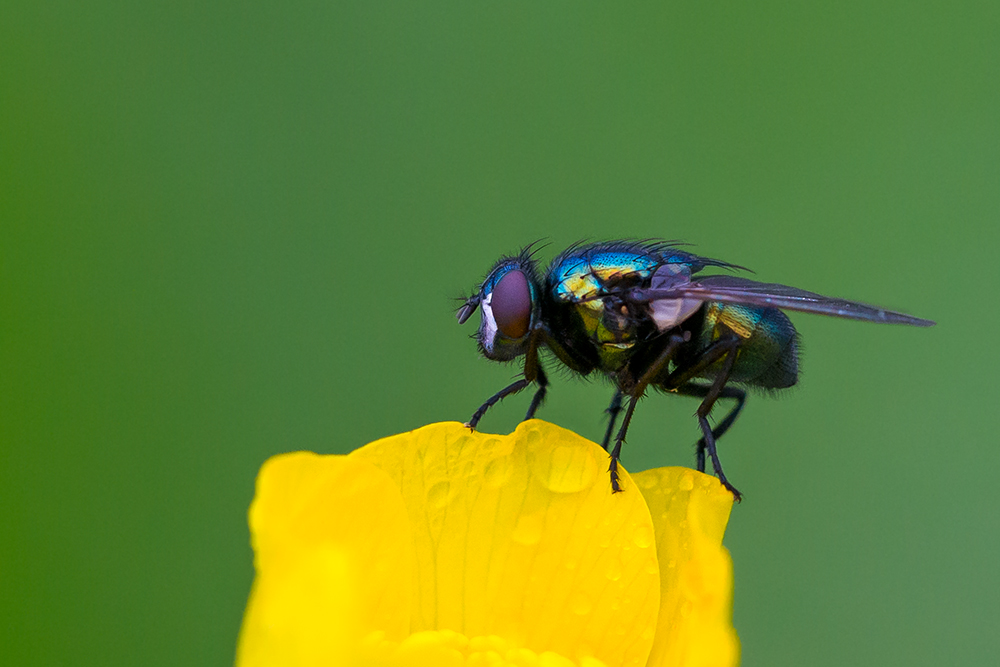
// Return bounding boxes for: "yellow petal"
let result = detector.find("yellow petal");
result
[632,468,739,667]
[236,452,415,667]
[351,420,660,667]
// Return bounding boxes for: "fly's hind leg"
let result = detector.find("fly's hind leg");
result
[674,383,747,473]
[664,333,744,501]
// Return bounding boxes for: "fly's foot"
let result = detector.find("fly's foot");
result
[720,478,742,503]
[608,459,624,493]
[465,411,485,431]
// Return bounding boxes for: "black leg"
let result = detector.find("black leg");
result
[608,394,640,492]
[673,383,747,473]
[600,389,623,452]
[608,333,688,492]
[467,377,531,429]
[524,365,549,421]
[663,333,741,389]
[468,332,544,429]
[666,334,743,502]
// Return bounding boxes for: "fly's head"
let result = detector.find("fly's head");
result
[457,249,543,361]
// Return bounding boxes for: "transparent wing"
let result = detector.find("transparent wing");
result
[635,274,935,326]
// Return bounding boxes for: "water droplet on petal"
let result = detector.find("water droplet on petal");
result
[570,592,592,615]
[527,443,598,493]
[484,456,512,488]
[427,481,451,508]
[636,474,657,489]
[632,524,653,549]
[511,512,544,545]
[605,558,623,581]
[679,473,695,491]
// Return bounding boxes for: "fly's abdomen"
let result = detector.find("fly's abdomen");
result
[694,302,799,389]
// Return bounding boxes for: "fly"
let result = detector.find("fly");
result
[457,240,934,500]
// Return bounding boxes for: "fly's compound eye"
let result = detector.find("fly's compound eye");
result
[490,269,531,338]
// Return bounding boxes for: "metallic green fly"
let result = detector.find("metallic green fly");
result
[457,240,934,500]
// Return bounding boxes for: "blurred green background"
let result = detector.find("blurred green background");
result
[2,1,997,665]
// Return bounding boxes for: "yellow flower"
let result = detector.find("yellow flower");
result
[236,420,739,667]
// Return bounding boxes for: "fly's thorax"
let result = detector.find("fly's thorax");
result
[549,248,660,345]
[555,278,646,351]
[549,248,660,303]
[545,245,703,373]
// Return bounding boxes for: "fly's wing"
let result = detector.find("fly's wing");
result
[635,272,935,327]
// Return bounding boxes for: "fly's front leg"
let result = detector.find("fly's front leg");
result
[520,333,548,421]
[466,378,532,429]
[524,365,548,421]
[468,331,544,429]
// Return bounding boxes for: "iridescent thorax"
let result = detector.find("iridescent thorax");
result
[545,246,703,371]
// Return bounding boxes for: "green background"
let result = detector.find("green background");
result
[3,1,997,665]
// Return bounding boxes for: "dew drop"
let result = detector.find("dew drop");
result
[427,481,451,509]
[570,592,592,615]
[679,473,695,491]
[605,558,623,581]
[511,512,544,545]
[636,474,657,490]
[483,456,512,488]
[632,524,653,549]
[527,443,598,493]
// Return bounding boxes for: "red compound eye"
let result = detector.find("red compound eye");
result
[491,270,531,338]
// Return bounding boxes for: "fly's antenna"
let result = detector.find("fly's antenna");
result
[456,294,481,324]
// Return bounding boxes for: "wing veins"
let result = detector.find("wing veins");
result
[635,275,935,327]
